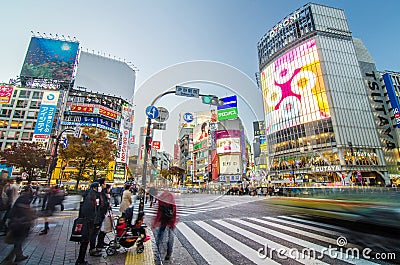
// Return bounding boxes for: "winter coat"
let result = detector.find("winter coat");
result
[5,193,35,244]
[119,190,132,214]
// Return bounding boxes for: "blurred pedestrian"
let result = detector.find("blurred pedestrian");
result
[75,182,103,265]
[10,177,22,206]
[149,185,157,208]
[2,186,35,264]
[39,185,65,235]
[152,190,178,262]
[119,184,132,214]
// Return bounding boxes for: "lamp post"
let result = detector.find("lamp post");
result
[47,128,74,185]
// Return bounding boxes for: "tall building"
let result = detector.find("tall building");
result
[257,3,389,186]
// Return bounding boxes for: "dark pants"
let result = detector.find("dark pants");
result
[90,225,101,250]
[4,242,23,262]
[76,221,95,264]
[155,226,174,260]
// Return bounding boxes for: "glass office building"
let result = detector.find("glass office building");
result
[257,3,389,186]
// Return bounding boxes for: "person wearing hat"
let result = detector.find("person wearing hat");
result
[75,182,102,265]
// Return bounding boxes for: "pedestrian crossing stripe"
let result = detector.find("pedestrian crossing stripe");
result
[175,216,383,265]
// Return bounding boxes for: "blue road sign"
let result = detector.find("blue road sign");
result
[183,112,194,122]
[62,137,68,148]
[146,105,159,119]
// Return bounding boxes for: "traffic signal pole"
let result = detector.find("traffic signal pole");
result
[139,90,175,213]
[138,89,222,213]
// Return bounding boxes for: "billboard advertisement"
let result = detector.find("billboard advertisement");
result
[253,121,265,137]
[383,73,400,128]
[260,38,330,135]
[20,37,79,82]
[70,104,94,113]
[217,95,238,121]
[0,86,14,104]
[33,91,60,142]
[216,138,241,154]
[116,129,129,163]
[215,130,241,140]
[219,154,242,175]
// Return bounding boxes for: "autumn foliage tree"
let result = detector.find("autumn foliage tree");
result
[0,142,48,181]
[59,128,117,190]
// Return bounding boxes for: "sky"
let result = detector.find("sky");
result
[1,0,399,153]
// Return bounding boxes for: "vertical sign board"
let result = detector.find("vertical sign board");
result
[33,91,60,143]
[116,129,129,163]
[383,73,400,128]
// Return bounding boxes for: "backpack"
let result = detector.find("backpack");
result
[161,204,174,220]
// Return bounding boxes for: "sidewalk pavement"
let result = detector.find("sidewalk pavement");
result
[0,209,194,265]
[0,210,151,265]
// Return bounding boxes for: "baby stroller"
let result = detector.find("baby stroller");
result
[106,209,148,256]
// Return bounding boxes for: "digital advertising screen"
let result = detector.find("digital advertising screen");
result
[216,138,241,154]
[260,38,330,135]
[20,37,79,82]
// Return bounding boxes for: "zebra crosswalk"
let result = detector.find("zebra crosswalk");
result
[111,195,266,218]
[173,215,398,265]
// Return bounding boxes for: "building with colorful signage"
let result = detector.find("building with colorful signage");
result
[258,3,389,186]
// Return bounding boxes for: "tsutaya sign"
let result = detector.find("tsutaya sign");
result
[269,11,300,38]
[311,165,341,173]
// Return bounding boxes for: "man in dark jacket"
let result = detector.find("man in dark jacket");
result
[75,182,102,265]
[95,178,110,249]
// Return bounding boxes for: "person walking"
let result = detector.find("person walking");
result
[2,186,36,264]
[38,185,65,235]
[75,182,103,265]
[152,190,178,262]
[149,185,157,208]
[119,184,132,214]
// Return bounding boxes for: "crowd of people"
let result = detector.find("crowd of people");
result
[0,176,178,265]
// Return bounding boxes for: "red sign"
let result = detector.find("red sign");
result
[99,106,117,119]
[152,141,161,150]
[0,85,14,104]
[70,104,94,113]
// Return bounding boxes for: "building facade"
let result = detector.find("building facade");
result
[258,3,389,186]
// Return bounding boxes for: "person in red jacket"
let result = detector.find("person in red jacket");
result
[152,190,178,261]
[116,217,127,237]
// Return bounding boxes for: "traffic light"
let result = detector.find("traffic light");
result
[82,133,92,144]
[201,95,224,106]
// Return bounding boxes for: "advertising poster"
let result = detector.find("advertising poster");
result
[260,38,330,135]
[216,138,241,154]
[219,154,242,175]
[0,86,14,104]
[20,37,79,82]
[217,95,238,121]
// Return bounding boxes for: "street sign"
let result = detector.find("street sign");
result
[62,137,68,148]
[74,124,81,138]
[183,112,194,122]
[175,86,200,98]
[155,107,169,122]
[146,105,159,119]
[153,122,166,130]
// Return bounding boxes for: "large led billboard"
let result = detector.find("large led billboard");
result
[21,37,79,82]
[260,38,330,135]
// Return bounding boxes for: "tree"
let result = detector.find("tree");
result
[0,142,48,181]
[59,128,117,190]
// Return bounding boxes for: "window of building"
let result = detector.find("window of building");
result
[21,131,31,140]
[16,99,27,108]
[13,110,26,119]
[30,101,40,109]
[27,111,37,119]
[0,108,11,117]
[19,90,30,98]
[24,121,34,129]
[32,91,42,99]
